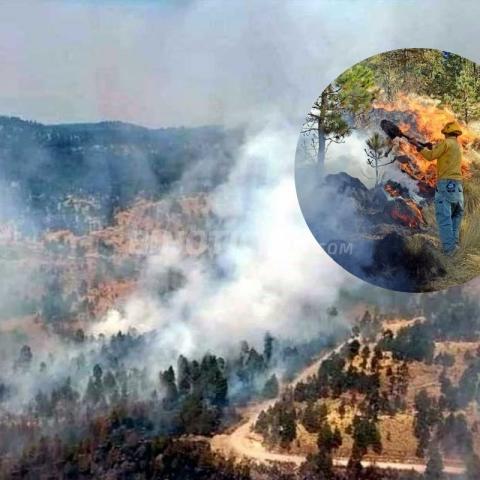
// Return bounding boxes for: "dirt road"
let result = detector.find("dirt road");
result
[211,345,341,466]
[211,341,466,476]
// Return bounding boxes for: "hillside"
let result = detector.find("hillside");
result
[0,109,479,479]
[246,302,480,477]
[0,192,216,338]
[0,116,242,235]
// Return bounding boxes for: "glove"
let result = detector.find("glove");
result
[416,142,432,152]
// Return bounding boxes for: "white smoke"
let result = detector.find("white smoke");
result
[325,130,374,186]
[324,131,428,203]
[2,0,478,414]
[92,117,354,360]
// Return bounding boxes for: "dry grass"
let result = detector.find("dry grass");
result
[463,177,480,218]
[427,156,480,290]
[294,398,420,462]
[401,340,475,404]
[382,317,421,334]
[385,146,480,291]
[460,163,480,250]
[376,414,418,461]
[404,232,437,254]
[292,338,480,462]
[422,202,437,229]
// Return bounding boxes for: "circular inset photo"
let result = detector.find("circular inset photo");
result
[295,48,480,292]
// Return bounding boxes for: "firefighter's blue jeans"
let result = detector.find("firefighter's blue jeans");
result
[434,179,464,253]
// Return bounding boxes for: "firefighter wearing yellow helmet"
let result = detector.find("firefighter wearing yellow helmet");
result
[418,120,463,256]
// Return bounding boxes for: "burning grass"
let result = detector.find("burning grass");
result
[300,90,480,291]
[370,94,480,290]
[373,94,477,189]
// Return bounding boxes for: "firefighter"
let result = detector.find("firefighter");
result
[417,121,464,256]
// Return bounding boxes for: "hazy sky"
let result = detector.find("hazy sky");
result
[0,0,479,127]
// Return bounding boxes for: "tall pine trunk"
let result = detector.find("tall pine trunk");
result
[316,126,326,180]
[316,89,328,181]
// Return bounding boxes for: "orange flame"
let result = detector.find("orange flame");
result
[374,93,477,187]
[384,183,401,197]
[386,197,425,229]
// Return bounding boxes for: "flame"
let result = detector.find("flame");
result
[384,183,401,197]
[374,93,477,187]
[383,182,425,229]
[387,198,426,229]
[403,199,426,228]
[384,180,409,198]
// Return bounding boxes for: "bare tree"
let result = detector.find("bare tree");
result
[364,132,394,187]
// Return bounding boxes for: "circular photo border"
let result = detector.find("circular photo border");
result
[295,48,480,292]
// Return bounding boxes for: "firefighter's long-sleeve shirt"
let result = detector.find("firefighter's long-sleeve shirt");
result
[419,137,463,181]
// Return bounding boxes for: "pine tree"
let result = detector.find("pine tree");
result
[160,366,178,407]
[351,415,382,456]
[279,402,297,447]
[301,64,377,175]
[93,364,103,382]
[361,345,370,370]
[262,374,280,399]
[364,132,395,187]
[302,400,322,433]
[253,410,269,435]
[85,365,104,405]
[347,339,361,359]
[211,368,228,407]
[263,332,274,366]
[332,426,343,450]
[16,345,33,372]
[317,422,335,452]
[446,64,480,124]
[177,355,191,396]
[311,447,334,479]
[425,443,444,480]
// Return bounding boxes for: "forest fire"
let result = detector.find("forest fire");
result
[374,93,477,188]
[382,182,425,229]
[398,198,425,228]
[384,197,426,229]
[383,180,410,198]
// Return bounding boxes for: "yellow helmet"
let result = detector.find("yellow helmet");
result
[441,121,462,136]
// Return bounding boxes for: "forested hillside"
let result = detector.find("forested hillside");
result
[0,117,242,234]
